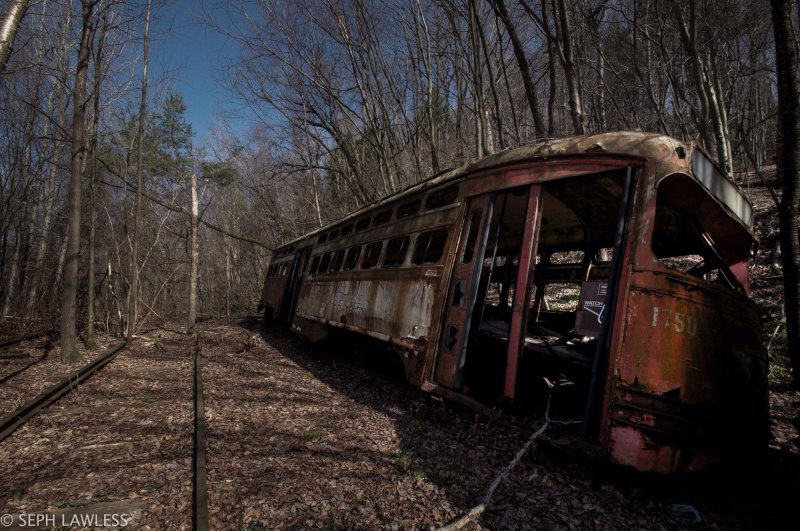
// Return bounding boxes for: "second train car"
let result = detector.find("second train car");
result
[259,131,768,474]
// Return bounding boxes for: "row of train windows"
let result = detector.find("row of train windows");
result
[268,245,611,280]
[316,186,458,244]
[267,263,290,278]
[309,228,449,275]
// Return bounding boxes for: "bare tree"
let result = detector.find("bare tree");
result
[61,0,97,362]
[188,170,199,331]
[0,0,29,71]
[126,0,151,342]
[489,0,547,138]
[771,0,800,388]
[86,0,111,348]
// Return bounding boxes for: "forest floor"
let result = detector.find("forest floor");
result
[0,315,795,530]
[199,318,799,531]
[0,327,195,529]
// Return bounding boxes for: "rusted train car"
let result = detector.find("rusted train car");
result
[259,132,768,474]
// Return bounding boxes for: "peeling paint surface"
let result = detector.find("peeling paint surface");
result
[296,274,436,350]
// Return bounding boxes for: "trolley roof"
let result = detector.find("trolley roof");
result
[273,131,752,253]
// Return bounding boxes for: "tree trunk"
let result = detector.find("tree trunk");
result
[86,0,109,348]
[476,4,505,150]
[554,0,585,135]
[468,0,488,157]
[490,0,546,138]
[126,0,151,342]
[0,0,29,71]
[771,0,800,389]
[670,0,732,176]
[188,171,199,331]
[61,0,96,363]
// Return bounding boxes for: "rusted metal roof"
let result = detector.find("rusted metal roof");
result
[278,132,749,249]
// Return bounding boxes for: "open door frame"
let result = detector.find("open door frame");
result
[433,184,543,398]
[503,187,543,400]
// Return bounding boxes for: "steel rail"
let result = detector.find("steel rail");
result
[0,329,54,351]
[192,333,209,530]
[0,341,127,443]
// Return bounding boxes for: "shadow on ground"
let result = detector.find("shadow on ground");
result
[232,317,797,530]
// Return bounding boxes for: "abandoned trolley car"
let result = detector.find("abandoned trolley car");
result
[260,132,767,474]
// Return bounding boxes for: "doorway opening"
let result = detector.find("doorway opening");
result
[457,169,630,418]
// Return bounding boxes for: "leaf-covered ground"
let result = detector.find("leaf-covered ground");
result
[0,327,194,529]
[0,315,796,529]
[199,318,798,530]
[0,332,116,415]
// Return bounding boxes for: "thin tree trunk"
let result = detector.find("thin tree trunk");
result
[126,0,151,342]
[476,5,505,150]
[468,0,487,157]
[554,0,585,134]
[542,0,557,136]
[490,0,546,138]
[495,15,520,143]
[61,0,96,363]
[0,0,29,71]
[2,230,20,317]
[25,6,71,314]
[188,171,199,331]
[771,0,800,389]
[413,0,440,172]
[86,0,109,348]
[670,0,732,175]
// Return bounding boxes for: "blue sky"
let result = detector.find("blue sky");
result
[148,0,252,147]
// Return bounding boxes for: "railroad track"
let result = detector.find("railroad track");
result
[1,329,210,527]
[0,341,127,443]
[0,329,54,356]
[193,332,209,530]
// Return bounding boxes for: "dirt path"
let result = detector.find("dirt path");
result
[0,328,194,529]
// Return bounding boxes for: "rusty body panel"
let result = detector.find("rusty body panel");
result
[259,131,767,474]
[605,269,768,472]
[295,270,439,350]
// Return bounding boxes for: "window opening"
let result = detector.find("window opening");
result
[384,236,410,267]
[309,256,320,275]
[319,253,331,273]
[373,210,392,226]
[550,251,585,264]
[426,186,459,210]
[330,250,345,272]
[362,242,383,268]
[543,283,580,312]
[412,228,449,264]
[397,199,421,219]
[355,218,370,232]
[343,247,361,271]
[652,174,749,291]
[462,209,482,263]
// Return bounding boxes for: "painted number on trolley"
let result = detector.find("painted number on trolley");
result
[651,307,697,336]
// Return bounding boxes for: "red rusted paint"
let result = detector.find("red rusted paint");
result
[504,186,542,399]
